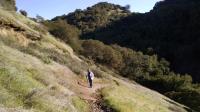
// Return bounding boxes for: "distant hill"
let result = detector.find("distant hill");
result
[83,0,200,82]
[0,0,16,11]
[52,2,131,33]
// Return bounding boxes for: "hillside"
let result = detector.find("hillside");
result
[82,0,200,83]
[49,1,200,111]
[0,0,16,11]
[0,4,191,112]
[52,2,130,33]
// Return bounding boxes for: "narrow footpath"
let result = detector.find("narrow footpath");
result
[77,80,113,112]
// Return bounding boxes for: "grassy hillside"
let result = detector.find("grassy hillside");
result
[0,8,92,112]
[0,0,16,11]
[0,6,191,112]
[101,77,189,112]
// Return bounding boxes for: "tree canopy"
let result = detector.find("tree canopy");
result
[82,0,200,82]
[52,2,130,33]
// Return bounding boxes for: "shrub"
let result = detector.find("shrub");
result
[43,20,81,52]
[81,40,123,69]
[166,91,200,111]
[139,73,193,92]
[19,10,28,17]
[91,68,105,78]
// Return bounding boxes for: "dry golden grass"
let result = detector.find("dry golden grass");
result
[0,43,90,112]
[0,28,30,46]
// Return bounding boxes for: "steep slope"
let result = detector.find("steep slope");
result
[83,0,200,83]
[0,5,191,112]
[0,8,90,112]
[0,0,16,11]
[101,77,190,112]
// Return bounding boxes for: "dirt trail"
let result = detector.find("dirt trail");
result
[53,65,112,112]
[77,80,111,112]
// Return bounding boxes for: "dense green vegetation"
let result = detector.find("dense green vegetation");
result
[47,1,200,111]
[52,2,130,33]
[82,0,200,83]
[80,40,200,111]
[52,0,200,83]
[0,0,16,11]
[43,20,82,52]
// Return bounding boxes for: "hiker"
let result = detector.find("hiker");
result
[86,69,94,88]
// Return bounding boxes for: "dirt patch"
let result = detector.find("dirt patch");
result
[77,79,113,112]
[86,92,115,112]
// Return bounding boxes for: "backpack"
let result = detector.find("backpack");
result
[90,71,94,80]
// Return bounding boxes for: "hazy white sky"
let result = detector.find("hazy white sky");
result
[16,0,161,19]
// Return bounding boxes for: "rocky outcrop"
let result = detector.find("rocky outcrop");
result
[0,18,41,41]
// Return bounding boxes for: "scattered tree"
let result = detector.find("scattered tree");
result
[36,14,45,22]
[19,10,28,16]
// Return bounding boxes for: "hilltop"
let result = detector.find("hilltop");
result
[52,2,130,33]
[0,1,192,112]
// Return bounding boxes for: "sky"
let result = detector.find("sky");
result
[16,0,161,19]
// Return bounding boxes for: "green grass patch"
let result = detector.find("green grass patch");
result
[101,86,138,112]
[0,68,44,102]
[72,96,89,112]
[0,86,23,107]
[28,98,68,112]
[101,83,178,112]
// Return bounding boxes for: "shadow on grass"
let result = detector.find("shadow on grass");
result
[164,98,195,112]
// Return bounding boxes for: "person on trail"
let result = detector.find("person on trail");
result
[86,69,94,88]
